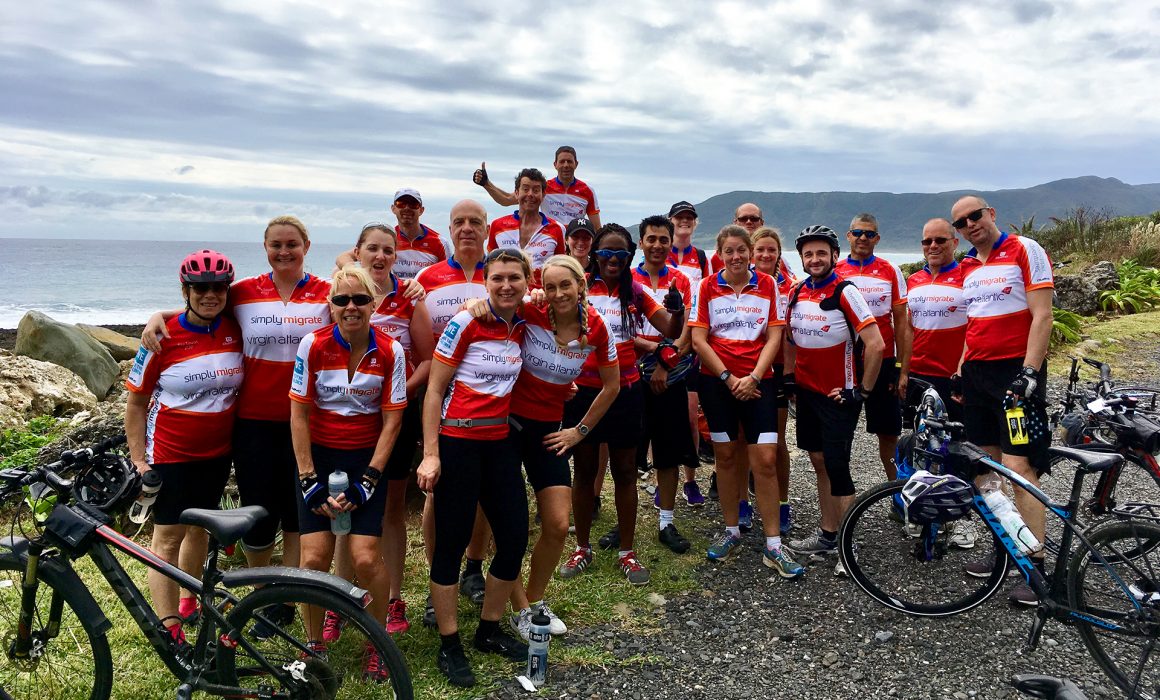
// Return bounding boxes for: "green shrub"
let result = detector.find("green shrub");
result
[1099,260,1160,314]
[0,416,63,469]
[1051,307,1085,347]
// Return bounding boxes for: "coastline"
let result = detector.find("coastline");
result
[0,323,145,352]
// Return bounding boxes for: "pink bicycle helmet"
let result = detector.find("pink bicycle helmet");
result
[180,249,235,284]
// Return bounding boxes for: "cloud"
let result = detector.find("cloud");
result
[175,165,195,175]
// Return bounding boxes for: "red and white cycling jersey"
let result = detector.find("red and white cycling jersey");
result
[835,255,907,358]
[631,264,692,343]
[370,274,418,373]
[434,310,526,440]
[578,278,665,388]
[689,270,784,378]
[907,262,968,377]
[787,273,877,395]
[774,271,796,368]
[230,273,331,422]
[542,177,599,225]
[510,304,617,421]
[289,324,407,450]
[394,225,447,280]
[668,245,710,286]
[487,212,566,286]
[126,315,244,465]
[415,257,486,338]
[960,233,1054,362]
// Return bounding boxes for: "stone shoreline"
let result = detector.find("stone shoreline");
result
[0,324,145,353]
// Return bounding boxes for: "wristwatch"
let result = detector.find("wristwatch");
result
[719,370,732,382]
[577,423,590,437]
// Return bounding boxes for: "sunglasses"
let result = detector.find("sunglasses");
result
[486,247,526,263]
[189,282,230,294]
[952,208,987,230]
[330,294,374,307]
[736,215,763,224]
[849,229,879,239]
[394,199,421,210]
[921,236,952,247]
[595,249,631,262]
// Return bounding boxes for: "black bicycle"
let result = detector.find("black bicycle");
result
[839,386,1160,699]
[0,436,412,700]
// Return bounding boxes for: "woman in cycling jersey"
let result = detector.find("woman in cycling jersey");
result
[416,248,534,689]
[560,224,683,587]
[690,225,803,578]
[125,250,244,645]
[290,264,407,677]
[751,226,796,535]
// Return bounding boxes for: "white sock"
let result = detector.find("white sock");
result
[726,525,741,538]
[618,550,632,559]
[659,509,674,530]
[766,536,782,550]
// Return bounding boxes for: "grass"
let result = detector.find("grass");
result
[9,479,706,699]
[1047,309,1160,380]
[0,416,63,469]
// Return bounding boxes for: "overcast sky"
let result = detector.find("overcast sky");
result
[3,0,1159,243]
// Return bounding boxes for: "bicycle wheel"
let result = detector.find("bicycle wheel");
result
[1068,518,1160,699]
[838,479,1009,616]
[216,583,412,700]
[0,559,113,700]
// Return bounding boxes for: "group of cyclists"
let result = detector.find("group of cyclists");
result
[125,145,1055,687]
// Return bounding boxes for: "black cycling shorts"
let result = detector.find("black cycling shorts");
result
[510,414,572,492]
[863,363,902,436]
[639,378,697,470]
[297,444,389,537]
[233,418,299,550]
[961,358,1051,474]
[563,382,643,449]
[699,374,779,445]
[385,400,422,481]
[151,456,231,526]
[773,364,789,410]
[796,388,861,497]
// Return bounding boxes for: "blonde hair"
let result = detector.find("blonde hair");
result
[541,254,590,349]
[331,263,376,299]
[264,215,310,244]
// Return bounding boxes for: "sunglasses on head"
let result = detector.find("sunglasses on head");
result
[361,221,391,233]
[595,249,631,262]
[330,294,374,307]
[849,229,879,239]
[486,247,526,264]
[189,282,230,294]
[736,215,762,224]
[952,208,987,230]
[921,236,952,247]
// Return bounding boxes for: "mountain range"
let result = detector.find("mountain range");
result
[677,176,1160,250]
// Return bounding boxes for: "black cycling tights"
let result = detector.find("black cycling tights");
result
[429,434,529,586]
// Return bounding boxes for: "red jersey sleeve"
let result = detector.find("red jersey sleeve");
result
[589,312,618,366]
[125,344,162,394]
[891,263,908,306]
[382,333,409,411]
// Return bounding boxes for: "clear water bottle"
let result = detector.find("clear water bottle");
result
[128,470,163,524]
[328,471,351,535]
[982,486,1041,555]
[526,609,551,687]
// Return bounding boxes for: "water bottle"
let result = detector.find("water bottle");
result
[526,609,551,687]
[128,470,163,525]
[328,472,351,535]
[982,487,1041,555]
[1005,404,1029,445]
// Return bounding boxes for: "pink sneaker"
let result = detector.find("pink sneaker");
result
[321,609,345,643]
[386,598,410,635]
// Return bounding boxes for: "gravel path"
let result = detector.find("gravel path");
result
[486,367,1160,700]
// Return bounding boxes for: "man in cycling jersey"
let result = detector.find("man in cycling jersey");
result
[473,146,601,229]
[487,168,567,286]
[953,195,1054,606]
[390,188,449,279]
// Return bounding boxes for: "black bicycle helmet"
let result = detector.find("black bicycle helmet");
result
[74,453,142,514]
[795,225,840,253]
[900,470,974,525]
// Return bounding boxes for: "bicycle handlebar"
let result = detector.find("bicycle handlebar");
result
[0,434,128,499]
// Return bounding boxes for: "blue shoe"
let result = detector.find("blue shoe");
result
[653,488,661,510]
[683,481,706,508]
[738,501,753,532]
[706,532,742,560]
[763,545,805,579]
[779,502,793,534]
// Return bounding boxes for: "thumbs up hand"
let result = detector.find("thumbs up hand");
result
[662,280,684,313]
[472,162,489,187]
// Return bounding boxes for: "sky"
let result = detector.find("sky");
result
[2,0,1159,244]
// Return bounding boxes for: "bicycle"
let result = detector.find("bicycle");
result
[839,385,1160,699]
[0,436,413,700]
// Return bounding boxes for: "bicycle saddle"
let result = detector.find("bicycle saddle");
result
[1011,673,1088,699]
[1048,445,1124,473]
[180,506,269,546]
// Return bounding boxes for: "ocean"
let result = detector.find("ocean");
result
[0,238,924,328]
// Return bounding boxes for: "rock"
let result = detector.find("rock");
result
[1087,260,1119,291]
[77,324,140,361]
[874,631,894,643]
[15,311,119,398]
[1053,274,1100,316]
[0,349,97,430]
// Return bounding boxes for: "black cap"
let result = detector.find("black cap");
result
[668,201,697,218]
[566,217,595,237]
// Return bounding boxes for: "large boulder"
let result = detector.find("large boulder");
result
[77,324,140,361]
[14,311,119,398]
[0,349,97,430]
[1053,275,1100,316]
[1087,260,1119,292]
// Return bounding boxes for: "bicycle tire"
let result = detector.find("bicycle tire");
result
[1044,451,1160,556]
[216,583,413,700]
[1067,518,1160,700]
[838,479,1009,616]
[0,559,113,700]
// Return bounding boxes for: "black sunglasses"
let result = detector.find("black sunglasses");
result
[736,215,763,224]
[952,208,987,230]
[330,294,374,307]
[921,236,952,247]
[849,229,879,239]
[189,282,230,294]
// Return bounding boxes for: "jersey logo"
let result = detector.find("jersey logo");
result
[879,295,887,302]
[998,251,1008,258]
[821,325,831,332]
[947,306,958,312]
[370,358,379,366]
[1002,286,1012,294]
